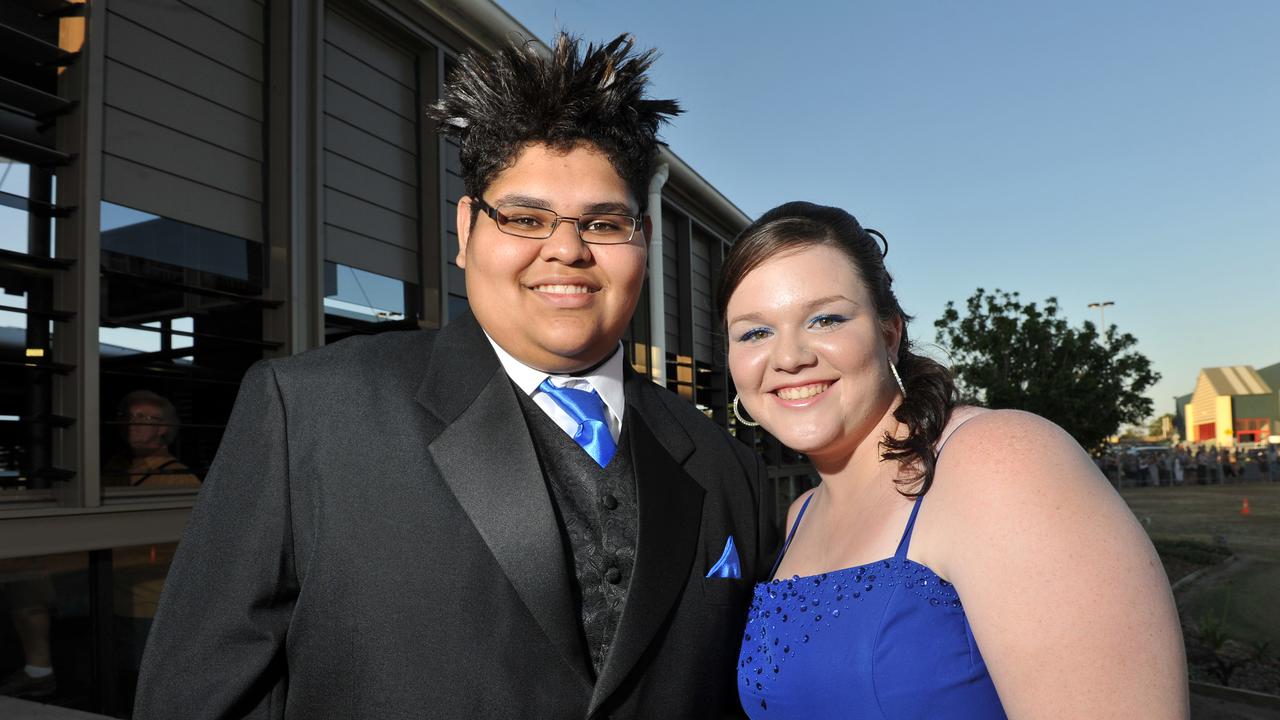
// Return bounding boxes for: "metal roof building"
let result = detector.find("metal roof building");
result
[1182,363,1280,446]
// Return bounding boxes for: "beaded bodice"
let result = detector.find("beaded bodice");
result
[737,496,1006,719]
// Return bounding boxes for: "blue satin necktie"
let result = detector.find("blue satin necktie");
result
[537,379,617,467]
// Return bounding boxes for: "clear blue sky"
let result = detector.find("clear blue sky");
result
[500,0,1280,422]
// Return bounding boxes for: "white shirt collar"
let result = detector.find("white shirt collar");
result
[483,332,627,427]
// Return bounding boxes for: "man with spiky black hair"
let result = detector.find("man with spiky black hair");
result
[136,32,773,720]
[434,34,679,224]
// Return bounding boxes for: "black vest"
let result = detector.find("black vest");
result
[515,387,638,678]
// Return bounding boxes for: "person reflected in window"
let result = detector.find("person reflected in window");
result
[103,390,199,488]
[0,574,57,701]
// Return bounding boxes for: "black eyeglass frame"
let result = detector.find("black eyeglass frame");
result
[471,197,644,245]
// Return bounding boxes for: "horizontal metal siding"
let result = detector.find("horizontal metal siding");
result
[1191,375,1219,426]
[103,156,262,242]
[324,189,416,249]
[690,227,714,364]
[1234,394,1278,421]
[321,7,420,284]
[102,3,264,241]
[104,60,261,161]
[326,226,418,284]
[110,0,264,81]
[323,44,416,119]
[444,136,467,310]
[324,115,416,180]
[325,9,416,88]
[324,152,416,217]
[180,0,265,43]
[662,212,679,355]
[323,80,416,151]
[105,13,262,119]
[104,107,262,202]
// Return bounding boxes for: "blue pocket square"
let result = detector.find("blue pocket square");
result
[706,535,742,579]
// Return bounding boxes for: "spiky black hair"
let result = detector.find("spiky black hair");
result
[427,32,681,211]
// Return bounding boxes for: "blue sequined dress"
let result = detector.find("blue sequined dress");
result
[738,494,1007,718]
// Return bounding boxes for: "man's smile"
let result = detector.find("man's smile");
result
[530,284,595,295]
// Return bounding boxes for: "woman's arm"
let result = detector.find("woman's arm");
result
[927,410,1187,719]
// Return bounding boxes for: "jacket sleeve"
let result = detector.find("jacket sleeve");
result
[751,453,781,583]
[134,360,298,720]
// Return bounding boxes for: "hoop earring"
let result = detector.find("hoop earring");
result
[733,394,760,427]
[889,361,907,399]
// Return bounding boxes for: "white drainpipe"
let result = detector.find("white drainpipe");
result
[646,163,670,386]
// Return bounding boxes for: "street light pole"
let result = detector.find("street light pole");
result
[1088,300,1115,329]
[1088,301,1118,488]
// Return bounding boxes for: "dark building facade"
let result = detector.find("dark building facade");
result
[0,0,787,715]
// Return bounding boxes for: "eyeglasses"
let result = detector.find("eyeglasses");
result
[117,412,166,425]
[473,197,641,245]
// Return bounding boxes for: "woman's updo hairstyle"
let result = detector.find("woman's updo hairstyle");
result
[717,201,956,497]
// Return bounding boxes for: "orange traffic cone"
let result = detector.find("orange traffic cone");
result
[1241,498,1251,516]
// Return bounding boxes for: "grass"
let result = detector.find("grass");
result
[1184,560,1280,651]
[1151,538,1232,567]
[1120,482,1280,561]
[1120,481,1280,659]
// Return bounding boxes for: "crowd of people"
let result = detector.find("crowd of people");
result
[1096,443,1280,486]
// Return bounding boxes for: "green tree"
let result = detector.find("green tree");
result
[1148,413,1175,439]
[934,289,1160,452]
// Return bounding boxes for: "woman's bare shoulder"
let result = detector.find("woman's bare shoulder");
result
[923,408,1125,573]
[782,487,818,535]
[919,409,1187,717]
[933,408,1097,495]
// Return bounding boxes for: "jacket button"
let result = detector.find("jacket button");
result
[605,567,622,584]
[602,493,618,510]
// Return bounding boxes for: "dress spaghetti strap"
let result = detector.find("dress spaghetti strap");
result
[769,492,815,578]
[739,410,1009,719]
[893,497,924,559]
[894,411,987,560]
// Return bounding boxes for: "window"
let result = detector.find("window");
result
[1235,418,1268,444]
[98,202,275,497]
[110,541,181,713]
[0,543,183,717]
[323,262,420,343]
[0,159,73,500]
[0,550,90,707]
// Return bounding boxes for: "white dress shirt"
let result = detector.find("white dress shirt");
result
[485,333,625,443]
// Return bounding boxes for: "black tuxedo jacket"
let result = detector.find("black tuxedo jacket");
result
[135,312,776,719]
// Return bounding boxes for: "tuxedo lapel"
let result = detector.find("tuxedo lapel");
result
[590,374,704,714]
[419,312,591,686]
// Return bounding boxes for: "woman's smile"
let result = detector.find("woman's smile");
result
[771,380,836,406]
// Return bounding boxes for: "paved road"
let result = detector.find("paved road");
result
[1192,690,1280,720]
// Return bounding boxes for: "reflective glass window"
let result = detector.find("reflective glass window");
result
[0,0,83,503]
[110,542,179,714]
[0,551,89,708]
[0,544,183,718]
[0,158,66,502]
[323,262,420,343]
[99,202,271,496]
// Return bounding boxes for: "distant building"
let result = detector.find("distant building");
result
[1172,392,1192,441]
[1181,363,1280,446]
